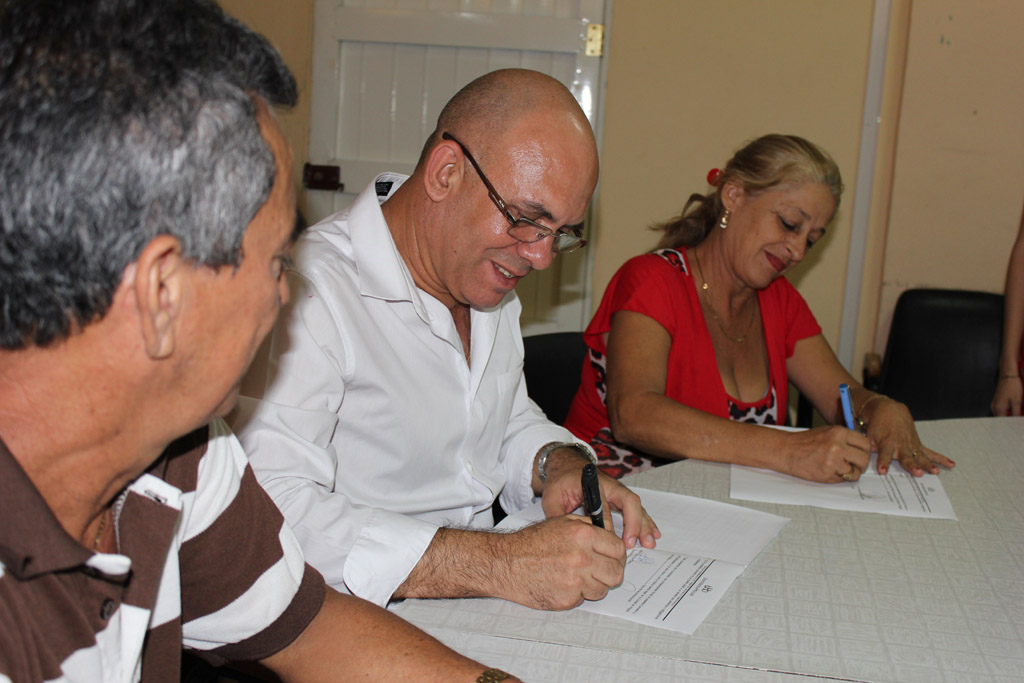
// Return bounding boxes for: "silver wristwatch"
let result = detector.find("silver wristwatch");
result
[536,441,597,483]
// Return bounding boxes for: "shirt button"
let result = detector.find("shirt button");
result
[100,599,116,620]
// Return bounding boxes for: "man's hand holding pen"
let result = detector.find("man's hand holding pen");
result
[537,445,660,550]
[461,445,661,610]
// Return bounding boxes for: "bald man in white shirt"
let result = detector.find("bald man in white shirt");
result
[236,68,660,611]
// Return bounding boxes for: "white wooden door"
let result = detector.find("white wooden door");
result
[307,0,609,334]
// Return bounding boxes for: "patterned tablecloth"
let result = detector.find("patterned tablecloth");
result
[393,418,1024,682]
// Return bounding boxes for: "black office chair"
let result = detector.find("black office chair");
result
[522,331,588,425]
[868,288,1004,420]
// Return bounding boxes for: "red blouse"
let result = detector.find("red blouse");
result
[563,248,821,477]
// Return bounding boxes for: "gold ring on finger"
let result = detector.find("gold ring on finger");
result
[840,471,854,482]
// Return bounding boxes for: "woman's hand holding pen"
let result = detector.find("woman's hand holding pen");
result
[781,426,871,483]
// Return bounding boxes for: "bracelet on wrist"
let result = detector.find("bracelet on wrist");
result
[536,441,597,483]
[854,393,886,432]
[999,373,1021,380]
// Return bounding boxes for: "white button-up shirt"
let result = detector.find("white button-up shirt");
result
[235,174,583,607]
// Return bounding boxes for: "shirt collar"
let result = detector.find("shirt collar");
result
[349,173,446,329]
[345,174,510,350]
[0,436,95,579]
[0,429,197,580]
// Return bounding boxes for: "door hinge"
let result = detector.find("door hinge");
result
[303,163,344,192]
[585,23,604,57]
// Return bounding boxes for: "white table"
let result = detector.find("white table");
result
[392,418,1024,682]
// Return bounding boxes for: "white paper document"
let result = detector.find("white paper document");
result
[582,547,745,633]
[498,487,788,634]
[730,453,957,520]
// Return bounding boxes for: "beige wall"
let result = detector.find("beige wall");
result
[222,0,1023,366]
[598,0,1024,366]
[219,0,315,217]
[595,0,874,350]
[874,0,1024,351]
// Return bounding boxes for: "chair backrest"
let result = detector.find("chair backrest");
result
[522,331,587,425]
[879,288,1004,420]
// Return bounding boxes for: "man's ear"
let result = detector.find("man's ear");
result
[422,139,462,203]
[133,235,185,359]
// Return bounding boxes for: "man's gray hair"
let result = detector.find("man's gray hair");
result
[0,0,297,349]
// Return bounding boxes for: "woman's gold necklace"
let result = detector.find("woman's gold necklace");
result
[692,249,754,344]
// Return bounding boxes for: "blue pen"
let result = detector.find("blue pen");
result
[839,383,856,430]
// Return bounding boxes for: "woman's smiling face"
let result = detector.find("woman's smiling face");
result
[723,180,836,288]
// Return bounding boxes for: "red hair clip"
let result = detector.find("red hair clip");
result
[706,168,722,186]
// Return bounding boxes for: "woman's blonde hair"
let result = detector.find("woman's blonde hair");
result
[655,134,843,249]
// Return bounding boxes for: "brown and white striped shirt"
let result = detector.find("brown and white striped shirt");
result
[0,418,325,683]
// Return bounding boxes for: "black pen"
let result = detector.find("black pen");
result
[581,463,605,528]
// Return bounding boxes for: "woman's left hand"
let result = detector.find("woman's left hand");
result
[867,398,956,476]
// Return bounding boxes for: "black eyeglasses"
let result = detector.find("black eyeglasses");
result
[442,132,587,254]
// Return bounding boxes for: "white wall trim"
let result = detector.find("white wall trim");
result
[838,0,892,372]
